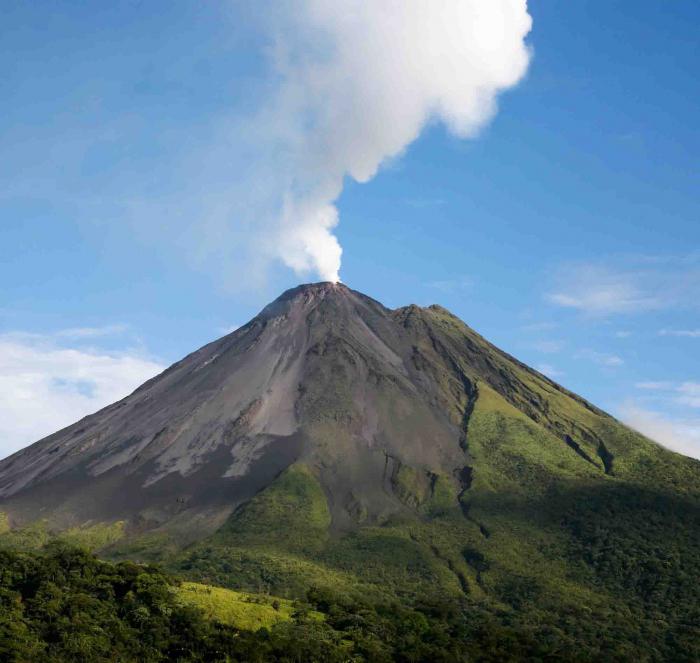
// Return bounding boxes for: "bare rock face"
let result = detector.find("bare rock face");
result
[0,282,654,537]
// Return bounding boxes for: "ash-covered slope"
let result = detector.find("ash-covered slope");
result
[0,282,463,530]
[0,282,693,536]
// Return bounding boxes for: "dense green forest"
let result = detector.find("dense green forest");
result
[0,543,527,662]
[1,532,699,662]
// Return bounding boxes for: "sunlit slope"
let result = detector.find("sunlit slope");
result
[172,301,700,657]
[174,582,318,631]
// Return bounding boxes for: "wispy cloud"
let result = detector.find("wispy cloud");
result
[531,340,564,354]
[678,382,700,408]
[521,322,558,333]
[546,257,700,316]
[619,402,700,460]
[634,380,700,408]
[547,267,660,315]
[404,198,447,209]
[614,330,633,338]
[659,328,700,338]
[0,331,164,459]
[425,277,473,293]
[536,363,564,379]
[635,381,674,390]
[55,324,129,339]
[577,349,624,367]
[548,288,656,315]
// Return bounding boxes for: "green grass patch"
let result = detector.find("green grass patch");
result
[174,581,315,630]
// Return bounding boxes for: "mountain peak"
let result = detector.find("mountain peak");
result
[274,281,345,303]
[258,281,354,320]
[280,281,347,296]
[0,283,681,541]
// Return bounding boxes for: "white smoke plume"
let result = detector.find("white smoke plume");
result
[254,1,533,281]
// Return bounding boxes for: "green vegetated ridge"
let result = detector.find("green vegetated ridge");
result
[172,306,700,661]
[2,292,700,661]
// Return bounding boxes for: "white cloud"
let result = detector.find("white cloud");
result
[55,324,129,339]
[521,322,558,333]
[659,328,700,338]
[546,258,700,316]
[547,265,660,315]
[532,340,564,354]
[619,403,700,460]
[405,198,447,208]
[0,333,164,459]
[614,330,633,338]
[635,381,674,390]
[600,355,624,367]
[633,380,700,408]
[678,382,700,408]
[577,349,624,367]
[536,363,564,379]
[426,277,474,293]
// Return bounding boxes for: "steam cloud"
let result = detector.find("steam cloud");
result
[255,1,533,281]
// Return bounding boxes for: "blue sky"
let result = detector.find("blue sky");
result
[1,1,699,458]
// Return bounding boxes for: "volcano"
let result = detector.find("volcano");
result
[1,283,699,659]
[0,282,635,532]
